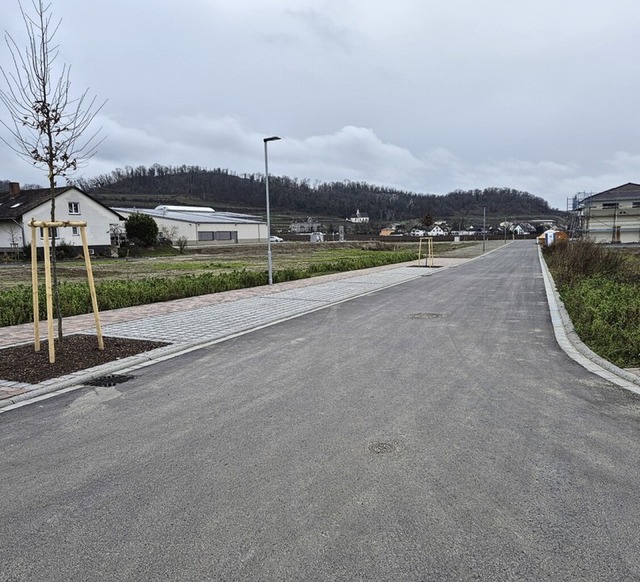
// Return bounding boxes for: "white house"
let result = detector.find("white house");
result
[427,225,448,236]
[0,182,124,254]
[113,205,267,245]
[346,209,369,223]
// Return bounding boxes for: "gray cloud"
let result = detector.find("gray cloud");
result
[2,0,640,211]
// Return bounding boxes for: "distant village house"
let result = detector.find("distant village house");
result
[289,217,322,233]
[346,209,369,223]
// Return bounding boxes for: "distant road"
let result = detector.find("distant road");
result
[1,240,639,581]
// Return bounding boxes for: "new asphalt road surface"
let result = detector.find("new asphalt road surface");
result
[1,241,639,580]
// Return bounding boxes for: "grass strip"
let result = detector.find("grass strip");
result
[543,241,640,368]
[0,250,417,327]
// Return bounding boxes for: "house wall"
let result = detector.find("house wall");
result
[584,204,640,243]
[0,188,121,252]
[193,222,267,244]
[0,219,26,252]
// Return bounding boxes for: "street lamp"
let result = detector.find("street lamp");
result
[264,136,281,285]
[482,206,487,253]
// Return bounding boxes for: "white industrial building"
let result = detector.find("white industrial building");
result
[113,205,267,245]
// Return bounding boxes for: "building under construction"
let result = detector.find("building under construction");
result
[567,183,640,243]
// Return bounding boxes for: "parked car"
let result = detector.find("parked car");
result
[270,235,284,242]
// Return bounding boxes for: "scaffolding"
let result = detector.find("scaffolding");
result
[566,191,593,239]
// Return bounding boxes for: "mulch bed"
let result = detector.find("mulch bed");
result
[0,335,169,384]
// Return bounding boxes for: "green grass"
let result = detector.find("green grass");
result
[543,241,640,368]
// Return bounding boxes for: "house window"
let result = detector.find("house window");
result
[39,227,59,239]
[68,202,80,214]
[602,202,619,209]
[632,202,640,208]
[72,226,80,236]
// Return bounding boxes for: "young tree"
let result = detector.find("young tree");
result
[0,0,105,342]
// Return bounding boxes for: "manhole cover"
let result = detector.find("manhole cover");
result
[85,374,135,387]
[369,442,395,454]
[408,313,445,319]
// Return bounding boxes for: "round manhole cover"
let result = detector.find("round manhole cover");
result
[408,313,445,320]
[369,442,395,454]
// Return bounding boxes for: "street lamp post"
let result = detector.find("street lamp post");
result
[263,136,281,285]
[482,206,487,253]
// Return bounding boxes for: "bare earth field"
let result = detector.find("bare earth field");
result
[0,240,494,291]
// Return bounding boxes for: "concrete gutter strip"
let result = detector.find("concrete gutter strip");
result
[538,246,640,397]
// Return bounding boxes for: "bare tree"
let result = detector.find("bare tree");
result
[0,0,105,342]
[3,222,23,258]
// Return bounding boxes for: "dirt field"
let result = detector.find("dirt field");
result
[0,240,501,291]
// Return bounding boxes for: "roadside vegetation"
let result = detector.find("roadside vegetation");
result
[1,241,473,327]
[543,240,640,368]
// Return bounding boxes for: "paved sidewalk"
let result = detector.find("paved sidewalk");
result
[0,258,467,406]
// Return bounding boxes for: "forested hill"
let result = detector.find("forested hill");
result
[74,165,561,221]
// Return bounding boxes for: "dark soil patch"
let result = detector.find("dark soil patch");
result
[0,335,169,384]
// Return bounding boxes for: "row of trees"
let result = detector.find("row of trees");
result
[80,165,561,223]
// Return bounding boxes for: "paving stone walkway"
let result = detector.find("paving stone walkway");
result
[1,259,467,404]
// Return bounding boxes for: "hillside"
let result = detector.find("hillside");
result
[5,166,565,225]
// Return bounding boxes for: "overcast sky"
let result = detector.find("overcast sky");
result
[2,0,640,210]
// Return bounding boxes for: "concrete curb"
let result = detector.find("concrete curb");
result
[538,246,640,397]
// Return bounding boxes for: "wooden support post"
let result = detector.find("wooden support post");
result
[41,226,55,363]
[30,223,40,352]
[418,237,434,268]
[80,226,104,350]
[28,219,104,358]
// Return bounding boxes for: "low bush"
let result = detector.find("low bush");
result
[542,240,631,286]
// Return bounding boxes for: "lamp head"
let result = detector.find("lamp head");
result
[263,136,281,143]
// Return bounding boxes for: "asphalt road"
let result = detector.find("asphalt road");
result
[2,241,639,581]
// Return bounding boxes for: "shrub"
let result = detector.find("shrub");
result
[125,212,159,247]
[176,236,189,254]
[55,239,78,260]
[542,240,629,287]
[22,242,32,261]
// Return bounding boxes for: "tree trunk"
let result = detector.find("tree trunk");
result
[49,177,63,344]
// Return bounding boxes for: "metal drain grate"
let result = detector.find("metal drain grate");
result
[85,374,135,387]
[408,312,445,319]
